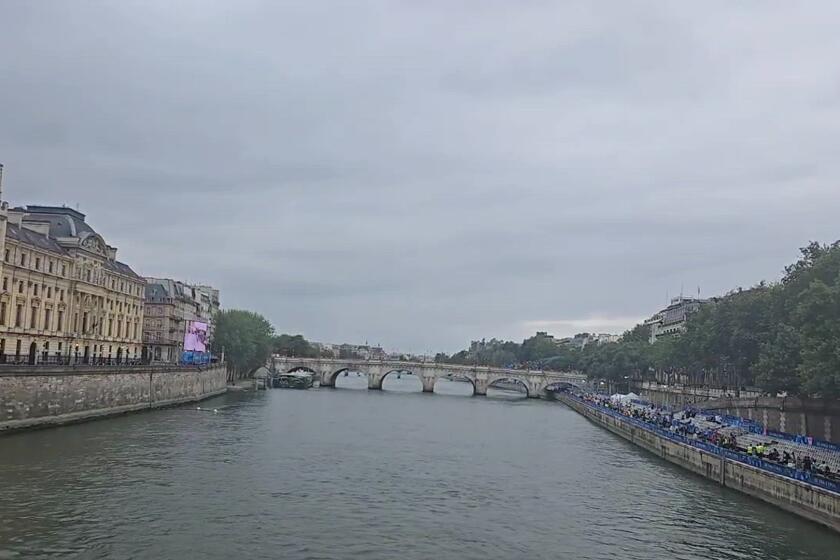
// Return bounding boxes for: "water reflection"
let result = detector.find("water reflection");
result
[433,378,474,396]
[1,389,839,559]
[486,387,528,399]
[487,379,529,399]
[334,370,368,390]
[381,370,422,392]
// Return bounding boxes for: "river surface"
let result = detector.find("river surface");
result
[2,381,839,559]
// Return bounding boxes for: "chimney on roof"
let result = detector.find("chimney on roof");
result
[0,163,7,213]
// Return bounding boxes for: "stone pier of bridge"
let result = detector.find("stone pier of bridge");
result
[271,356,587,398]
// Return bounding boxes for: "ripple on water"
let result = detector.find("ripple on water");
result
[1,390,839,560]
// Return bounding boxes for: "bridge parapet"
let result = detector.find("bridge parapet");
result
[270,355,588,398]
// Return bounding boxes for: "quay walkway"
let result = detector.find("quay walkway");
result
[558,391,840,532]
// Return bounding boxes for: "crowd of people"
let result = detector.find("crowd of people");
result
[575,391,839,482]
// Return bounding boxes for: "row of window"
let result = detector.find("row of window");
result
[4,247,69,277]
[7,245,143,298]
[0,301,140,339]
[0,338,139,360]
[79,267,143,298]
[0,302,64,331]
[3,277,67,301]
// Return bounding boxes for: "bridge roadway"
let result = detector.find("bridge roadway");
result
[270,356,588,398]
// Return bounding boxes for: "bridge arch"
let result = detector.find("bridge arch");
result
[543,381,580,392]
[487,377,530,398]
[327,367,351,386]
[329,367,371,389]
[434,373,476,396]
[381,369,423,392]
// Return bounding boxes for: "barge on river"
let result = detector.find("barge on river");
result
[272,372,315,389]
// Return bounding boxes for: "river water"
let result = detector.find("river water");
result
[1,381,839,559]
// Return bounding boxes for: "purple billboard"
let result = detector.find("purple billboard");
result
[184,321,209,353]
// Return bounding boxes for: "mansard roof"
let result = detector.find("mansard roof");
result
[14,205,97,239]
[7,206,143,281]
[104,259,143,280]
[5,222,69,256]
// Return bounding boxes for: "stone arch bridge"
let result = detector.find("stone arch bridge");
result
[270,356,589,398]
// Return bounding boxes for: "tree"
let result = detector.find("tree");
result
[754,324,802,395]
[793,278,840,397]
[273,334,317,358]
[211,309,275,381]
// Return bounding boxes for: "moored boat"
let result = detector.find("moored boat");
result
[273,372,314,389]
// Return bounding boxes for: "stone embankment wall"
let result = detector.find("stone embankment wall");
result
[0,364,227,433]
[631,381,761,408]
[559,394,840,533]
[633,381,840,444]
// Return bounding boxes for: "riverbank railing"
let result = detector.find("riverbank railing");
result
[563,393,840,495]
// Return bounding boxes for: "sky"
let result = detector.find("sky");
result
[1,1,839,354]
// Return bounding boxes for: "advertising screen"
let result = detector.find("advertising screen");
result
[184,321,209,352]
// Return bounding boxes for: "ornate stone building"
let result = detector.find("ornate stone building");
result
[0,189,145,364]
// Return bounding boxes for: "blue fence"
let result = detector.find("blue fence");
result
[565,394,840,495]
[696,412,840,455]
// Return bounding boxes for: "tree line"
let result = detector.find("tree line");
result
[210,311,321,381]
[436,241,840,398]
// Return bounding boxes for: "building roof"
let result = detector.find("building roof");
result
[14,205,97,239]
[145,278,194,303]
[5,222,69,256]
[104,259,143,280]
[145,281,172,303]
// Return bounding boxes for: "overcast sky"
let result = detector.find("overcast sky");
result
[2,1,839,353]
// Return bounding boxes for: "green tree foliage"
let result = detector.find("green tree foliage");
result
[273,334,317,358]
[211,309,275,380]
[787,245,840,396]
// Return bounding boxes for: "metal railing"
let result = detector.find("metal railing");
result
[0,354,143,367]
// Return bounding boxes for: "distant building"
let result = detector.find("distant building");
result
[142,278,219,363]
[192,284,220,342]
[340,343,386,360]
[645,296,710,343]
[556,332,619,349]
[591,333,620,345]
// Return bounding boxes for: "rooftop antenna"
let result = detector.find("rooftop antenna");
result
[680,282,684,301]
[0,163,4,202]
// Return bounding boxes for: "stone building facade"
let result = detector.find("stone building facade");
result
[644,296,710,343]
[142,278,219,363]
[0,203,145,365]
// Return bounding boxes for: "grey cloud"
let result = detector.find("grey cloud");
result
[2,1,840,352]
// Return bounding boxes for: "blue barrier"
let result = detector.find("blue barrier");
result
[564,394,840,494]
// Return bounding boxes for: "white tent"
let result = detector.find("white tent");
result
[610,392,640,404]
